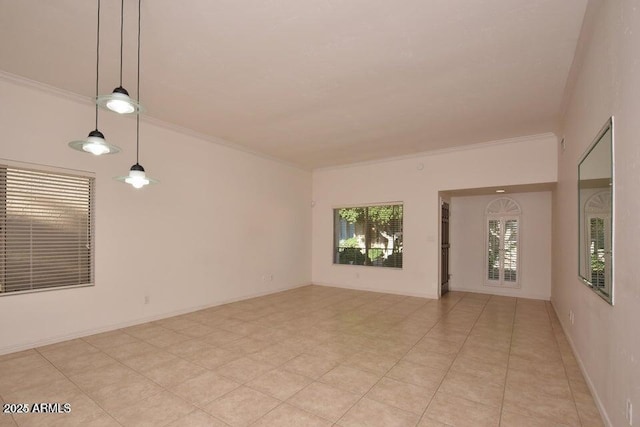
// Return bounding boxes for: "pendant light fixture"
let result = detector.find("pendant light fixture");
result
[69,0,120,156]
[96,0,144,115]
[116,0,157,189]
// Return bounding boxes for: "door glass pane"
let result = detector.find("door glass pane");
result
[487,219,501,281]
[503,219,518,282]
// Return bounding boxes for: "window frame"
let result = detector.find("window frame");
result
[0,160,95,297]
[332,202,403,269]
[484,198,522,288]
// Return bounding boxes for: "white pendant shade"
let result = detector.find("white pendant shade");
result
[97,86,144,115]
[116,163,157,189]
[69,130,120,156]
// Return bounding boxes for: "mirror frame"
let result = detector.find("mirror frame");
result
[578,116,614,305]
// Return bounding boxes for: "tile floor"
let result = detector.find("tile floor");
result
[0,285,604,426]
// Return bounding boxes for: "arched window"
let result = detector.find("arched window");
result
[485,198,521,287]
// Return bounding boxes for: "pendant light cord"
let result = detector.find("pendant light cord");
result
[95,0,101,130]
[136,0,141,164]
[119,0,124,87]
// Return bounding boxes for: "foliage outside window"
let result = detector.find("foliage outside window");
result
[333,204,403,268]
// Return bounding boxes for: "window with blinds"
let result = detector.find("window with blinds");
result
[0,164,94,295]
[485,198,521,288]
[333,204,403,268]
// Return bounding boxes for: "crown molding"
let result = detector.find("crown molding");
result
[314,132,559,172]
[0,70,310,173]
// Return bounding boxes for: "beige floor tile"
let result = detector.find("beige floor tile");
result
[139,358,206,388]
[0,351,51,375]
[37,340,99,359]
[503,385,580,426]
[45,351,117,376]
[403,347,455,371]
[70,363,144,395]
[248,326,294,342]
[506,369,572,399]
[457,344,510,366]
[415,337,463,356]
[120,350,178,372]
[449,353,507,382]
[426,328,469,344]
[573,392,605,427]
[82,330,139,349]
[342,349,398,375]
[0,350,39,364]
[507,354,565,379]
[247,343,302,366]
[155,316,203,332]
[2,378,81,404]
[253,403,332,426]
[338,397,419,427]
[216,356,275,383]
[101,341,157,360]
[165,409,228,427]
[464,334,512,352]
[0,364,66,395]
[171,371,241,406]
[204,386,280,426]
[319,364,380,395]
[367,376,434,415]
[142,329,191,348]
[179,323,217,338]
[163,338,214,360]
[201,329,245,346]
[110,390,194,427]
[499,410,570,426]
[282,353,339,379]
[191,346,240,370]
[386,360,446,389]
[0,289,606,427]
[288,382,360,422]
[416,416,451,427]
[439,370,505,408]
[122,324,167,340]
[424,392,501,427]
[73,414,121,426]
[248,368,312,400]
[223,337,272,355]
[0,413,16,427]
[14,394,108,427]
[86,375,163,412]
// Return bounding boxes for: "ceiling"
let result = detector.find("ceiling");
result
[0,0,587,169]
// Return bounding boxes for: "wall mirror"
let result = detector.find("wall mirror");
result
[578,117,614,304]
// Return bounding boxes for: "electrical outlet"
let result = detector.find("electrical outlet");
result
[569,310,574,325]
[627,399,633,425]
[144,295,150,305]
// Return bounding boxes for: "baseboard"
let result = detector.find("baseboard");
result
[449,285,550,300]
[550,301,612,427]
[0,282,310,356]
[311,281,438,299]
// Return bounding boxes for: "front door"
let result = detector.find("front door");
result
[441,201,450,295]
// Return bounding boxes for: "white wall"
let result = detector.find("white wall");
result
[0,75,312,354]
[311,135,557,298]
[553,0,640,425]
[449,192,552,300]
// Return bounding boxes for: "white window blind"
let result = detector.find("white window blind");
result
[0,165,94,295]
